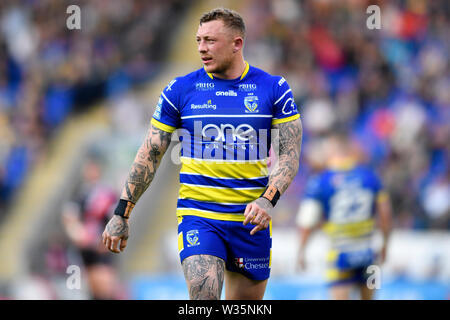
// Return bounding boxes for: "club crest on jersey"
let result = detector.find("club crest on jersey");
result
[186,230,200,247]
[244,95,259,113]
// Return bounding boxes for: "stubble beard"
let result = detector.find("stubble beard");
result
[205,56,234,76]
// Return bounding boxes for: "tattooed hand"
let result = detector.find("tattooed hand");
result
[102,215,129,253]
[243,197,273,235]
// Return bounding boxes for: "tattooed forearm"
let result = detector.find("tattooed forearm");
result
[269,118,302,194]
[121,124,172,203]
[182,255,225,300]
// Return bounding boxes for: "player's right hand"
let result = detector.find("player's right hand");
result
[102,215,129,253]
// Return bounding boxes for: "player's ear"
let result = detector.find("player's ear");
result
[233,36,244,53]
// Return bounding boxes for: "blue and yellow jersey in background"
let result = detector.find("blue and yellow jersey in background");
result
[302,163,387,283]
[151,62,300,221]
[303,163,386,246]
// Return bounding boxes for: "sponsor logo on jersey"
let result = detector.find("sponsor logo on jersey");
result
[201,123,256,142]
[195,82,215,91]
[191,100,217,110]
[244,95,259,113]
[238,83,257,92]
[216,90,237,97]
[153,97,163,119]
[186,230,200,247]
[281,98,296,115]
[178,121,270,160]
[278,77,286,86]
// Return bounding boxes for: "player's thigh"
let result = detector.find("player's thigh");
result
[329,283,353,300]
[359,283,375,300]
[182,254,225,300]
[225,270,268,300]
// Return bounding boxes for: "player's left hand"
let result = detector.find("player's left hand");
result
[243,197,273,235]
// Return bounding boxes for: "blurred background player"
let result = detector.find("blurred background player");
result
[296,131,392,300]
[62,155,123,300]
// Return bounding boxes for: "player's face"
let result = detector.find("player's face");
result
[196,20,237,74]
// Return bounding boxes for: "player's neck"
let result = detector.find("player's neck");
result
[212,58,247,80]
[327,155,357,170]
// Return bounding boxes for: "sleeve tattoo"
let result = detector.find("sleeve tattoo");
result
[269,118,303,194]
[121,124,172,203]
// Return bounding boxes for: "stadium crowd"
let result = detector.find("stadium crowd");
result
[241,0,449,230]
[0,0,188,217]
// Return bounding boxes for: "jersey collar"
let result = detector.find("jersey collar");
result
[327,156,357,171]
[204,61,249,80]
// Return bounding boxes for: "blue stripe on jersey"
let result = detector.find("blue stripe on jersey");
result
[179,174,268,189]
[177,198,247,214]
[154,65,300,220]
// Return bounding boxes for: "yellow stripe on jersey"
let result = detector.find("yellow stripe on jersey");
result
[326,249,339,263]
[205,61,250,80]
[271,113,300,125]
[180,157,268,179]
[205,69,213,79]
[240,61,250,80]
[178,231,184,253]
[151,118,177,133]
[176,208,246,222]
[322,219,375,238]
[269,248,272,268]
[179,184,265,203]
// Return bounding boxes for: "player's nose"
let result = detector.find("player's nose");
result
[198,40,207,53]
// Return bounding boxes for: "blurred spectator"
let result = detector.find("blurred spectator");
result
[0,0,188,216]
[61,154,122,299]
[242,0,450,230]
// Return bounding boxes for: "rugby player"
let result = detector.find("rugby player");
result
[102,8,302,300]
[296,132,392,300]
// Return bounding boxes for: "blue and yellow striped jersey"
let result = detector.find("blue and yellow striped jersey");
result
[303,164,386,246]
[151,62,300,221]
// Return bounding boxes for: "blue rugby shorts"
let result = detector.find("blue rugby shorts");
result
[177,215,272,281]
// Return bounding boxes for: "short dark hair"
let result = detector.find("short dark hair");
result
[199,7,246,38]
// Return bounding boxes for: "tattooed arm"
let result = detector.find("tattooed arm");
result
[243,118,303,235]
[102,124,173,253]
[121,124,172,203]
[268,118,303,193]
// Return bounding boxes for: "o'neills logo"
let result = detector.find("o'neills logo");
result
[216,90,237,97]
[195,82,215,91]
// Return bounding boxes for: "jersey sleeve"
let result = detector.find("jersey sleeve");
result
[271,76,300,125]
[150,78,181,133]
[303,174,323,201]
